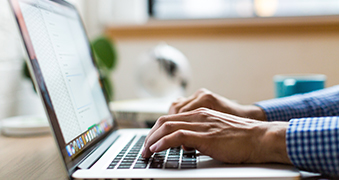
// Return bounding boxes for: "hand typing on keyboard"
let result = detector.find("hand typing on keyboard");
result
[107,136,197,169]
[142,100,292,165]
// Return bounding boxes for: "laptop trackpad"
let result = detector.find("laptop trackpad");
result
[197,154,299,172]
[197,154,226,168]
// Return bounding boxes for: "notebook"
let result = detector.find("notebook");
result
[9,0,300,179]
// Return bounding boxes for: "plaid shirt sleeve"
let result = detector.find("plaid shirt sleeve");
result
[255,85,339,176]
[287,117,339,176]
[256,85,339,122]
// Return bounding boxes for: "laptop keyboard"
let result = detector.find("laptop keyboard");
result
[107,135,197,170]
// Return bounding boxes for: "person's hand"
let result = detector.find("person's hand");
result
[169,88,267,121]
[142,108,291,164]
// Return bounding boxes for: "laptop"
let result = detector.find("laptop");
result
[9,0,300,179]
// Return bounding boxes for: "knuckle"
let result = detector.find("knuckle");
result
[170,102,177,107]
[170,104,181,113]
[157,116,169,125]
[163,122,175,131]
[161,136,171,145]
[201,93,216,102]
[179,107,187,113]
[205,123,215,130]
[175,130,187,139]
[195,108,210,119]
[195,107,209,113]
[173,106,181,113]
[171,101,180,107]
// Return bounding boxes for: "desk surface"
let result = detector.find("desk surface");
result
[0,132,333,180]
[0,133,68,180]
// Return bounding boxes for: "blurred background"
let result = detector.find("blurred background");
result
[1,0,339,121]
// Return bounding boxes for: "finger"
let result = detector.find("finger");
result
[144,109,213,148]
[169,96,195,114]
[144,112,197,148]
[169,89,206,114]
[149,130,202,153]
[178,96,212,113]
[143,122,209,157]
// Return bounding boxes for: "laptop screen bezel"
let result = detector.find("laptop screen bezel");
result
[8,0,119,176]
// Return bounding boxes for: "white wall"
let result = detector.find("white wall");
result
[111,32,339,104]
[0,0,46,121]
[81,1,339,105]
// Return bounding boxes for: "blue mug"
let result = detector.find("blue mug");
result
[274,74,326,98]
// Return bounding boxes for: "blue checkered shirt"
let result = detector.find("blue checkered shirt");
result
[256,85,339,176]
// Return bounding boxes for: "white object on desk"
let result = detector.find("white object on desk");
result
[110,98,172,127]
[1,114,50,136]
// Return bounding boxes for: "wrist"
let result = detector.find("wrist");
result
[242,105,267,121]
[258,122,292,164]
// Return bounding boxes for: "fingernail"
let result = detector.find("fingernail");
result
[150,143,157,152]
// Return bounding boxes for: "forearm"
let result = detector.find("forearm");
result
[255,85,339,121]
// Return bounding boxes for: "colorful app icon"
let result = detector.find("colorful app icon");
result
[84,134,88,144]
[87,132,91,141]
[82,135,86,145]
[76,139,81,149]
[104,122,109,131]
[90,130,93,140]
[66,145,72,157]
[94,127,97,136]
[79,137,84,148]
[91,129,95,138]
[95,126,99,134]
[88,130,92,139]
[95,126,99,135]
[74,140,78,151]
[70,143,75,154]
[98,125,102,134]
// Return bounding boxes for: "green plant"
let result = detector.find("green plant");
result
[91,36,118,101]
[22,36,118,101]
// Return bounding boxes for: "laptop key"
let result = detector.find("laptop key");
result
[133,164,147,169]
[152,159,164,163]
[183,154,196,158]
[120,162,133,166]
[165,161,179,169]
[150,162,163,169]
[182,158,196,162]
[181,161,196,165]
[180,163,197,169]
[107,165,115,169]
[126,154,138,157]
[167,157,180,161]
[118,165,131,169]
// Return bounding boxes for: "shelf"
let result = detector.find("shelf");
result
[105,16,339,39]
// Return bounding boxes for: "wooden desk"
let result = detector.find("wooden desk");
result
[0,132,332,180]
[0,134,68,180]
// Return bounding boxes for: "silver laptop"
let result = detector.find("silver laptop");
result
[9,0,300,179]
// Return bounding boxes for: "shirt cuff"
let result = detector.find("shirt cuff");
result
[286,117,339,176]
[255,94,309,121]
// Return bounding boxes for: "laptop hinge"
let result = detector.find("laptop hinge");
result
[77,132,120,169]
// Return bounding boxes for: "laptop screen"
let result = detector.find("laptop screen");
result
[9,0,115,166]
